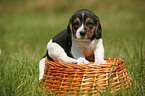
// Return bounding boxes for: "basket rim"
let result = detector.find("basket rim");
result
[45,58,123,69]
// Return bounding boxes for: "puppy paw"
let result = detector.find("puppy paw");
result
[94,60,107,64]
[68,59,77,64]
[66,59,77,64]
[77,57,90,65]
[58,57,77,64]
[63,58,77,64]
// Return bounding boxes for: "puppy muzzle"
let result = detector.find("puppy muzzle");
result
[80,31,86,37]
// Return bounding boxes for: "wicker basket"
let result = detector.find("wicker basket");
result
[40,58,132,95]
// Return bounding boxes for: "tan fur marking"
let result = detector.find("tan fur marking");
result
[85,18,93,24]
[74,18,81,24]
[69,22,73,32]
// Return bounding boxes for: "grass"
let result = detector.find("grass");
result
[0,0,145,96]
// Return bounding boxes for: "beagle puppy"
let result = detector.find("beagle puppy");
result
[39,9,106,80]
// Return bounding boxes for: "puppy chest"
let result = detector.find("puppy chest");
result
[72,39,97,57]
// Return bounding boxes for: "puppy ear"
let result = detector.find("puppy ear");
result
[93,16,102,39]
[67,22,73,35]
[95,20,102,39]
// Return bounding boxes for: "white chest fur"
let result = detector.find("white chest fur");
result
[72,38,101,58]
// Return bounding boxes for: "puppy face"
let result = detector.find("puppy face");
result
[68,9,102,40]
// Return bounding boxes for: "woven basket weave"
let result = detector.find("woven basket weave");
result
[40,58,132,95]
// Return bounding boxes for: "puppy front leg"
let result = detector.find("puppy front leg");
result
[47,40,77,63]
[71,43,89,65]
[39,57,47,81]
[94,39,107,64]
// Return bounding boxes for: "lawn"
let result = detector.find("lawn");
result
[0,0,145,96]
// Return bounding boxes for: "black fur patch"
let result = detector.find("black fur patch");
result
[52,29,73,58]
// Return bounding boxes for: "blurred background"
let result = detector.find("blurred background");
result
[0,0,145,56]
[0,0,145,57]
[0,0,144,95]
[0,0,145,14]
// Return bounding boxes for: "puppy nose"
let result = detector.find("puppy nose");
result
[80,31,86,36]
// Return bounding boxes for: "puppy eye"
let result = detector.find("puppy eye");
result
[87,22,93,26]
[74,22,79,25]
[87,22,93,28]
[73,22,79,28]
